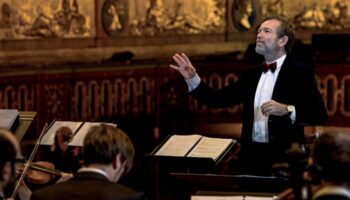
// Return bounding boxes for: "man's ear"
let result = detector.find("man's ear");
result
[111,154,127,182]
[278,35,288,47]
[112,153,123,170]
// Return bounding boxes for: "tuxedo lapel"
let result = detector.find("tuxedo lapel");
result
[271,58,292,101]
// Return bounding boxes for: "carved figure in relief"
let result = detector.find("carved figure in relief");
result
[323,0,350,30]
[233,0,255,31]
[2,0,89,38]
[130,0,225,36]
[107,2,122,32]
[0,3,11,28]
[145,0,171,33]
[294,3,326,29]
[261,0,287,18]
[293,0,350,30]
[23,3,56,37]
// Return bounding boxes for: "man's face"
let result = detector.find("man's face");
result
[1,132,22,187]
[255,19,283,57]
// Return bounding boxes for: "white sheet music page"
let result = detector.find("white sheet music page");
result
[191,195,277,200]
[187,137,235,161]
[155,134,202,157]
[40,121,83,145]
[191,196,242,200]
[68,122,116,146]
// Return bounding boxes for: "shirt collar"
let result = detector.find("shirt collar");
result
[78,167,108,178]
[312,186,350,200]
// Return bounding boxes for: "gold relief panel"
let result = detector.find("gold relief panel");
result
[260,0,350,30]
[0,0,95,39]
[128,0,226,36]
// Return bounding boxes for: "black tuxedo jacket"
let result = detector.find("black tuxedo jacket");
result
[190,58,327,153]
[30,172,147,200]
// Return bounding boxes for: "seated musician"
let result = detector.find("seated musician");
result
[30,124,147,200]
[49,126,82,174]
[0,129,24,200]
[21,126,78,191]
[279,131,350,200]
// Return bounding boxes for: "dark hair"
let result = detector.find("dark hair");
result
[0,134,16,180]
[83,124,135,173]
[312,132,350,183]
[260,15,295,53]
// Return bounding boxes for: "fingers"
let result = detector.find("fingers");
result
[169,64,180,71]
[181,53,191,64]
[261,100,287,116]
[261,101,274,116]
[172,53,186,66]
[260,102,270,116]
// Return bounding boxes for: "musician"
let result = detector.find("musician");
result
[30,124,147,200]
[0,129,24,200]
[49,126,82,174]
[279,131,350,200]
[0,128,74,200]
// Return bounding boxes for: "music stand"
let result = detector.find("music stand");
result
[15,111,36,141]
[171,172,291,193]
[146,134,234,173]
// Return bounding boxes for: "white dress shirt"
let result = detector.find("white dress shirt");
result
[252,55,286,142]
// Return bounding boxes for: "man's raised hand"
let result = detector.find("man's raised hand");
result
[170,53,197,79]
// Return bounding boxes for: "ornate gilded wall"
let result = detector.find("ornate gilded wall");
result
[1,0,350,64]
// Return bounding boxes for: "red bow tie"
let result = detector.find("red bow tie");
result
[263,62,277,73]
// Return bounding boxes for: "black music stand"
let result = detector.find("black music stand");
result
[146,134,234,173]
[170,172,291,194]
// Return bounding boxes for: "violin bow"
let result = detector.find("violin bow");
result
[11,122,49,199]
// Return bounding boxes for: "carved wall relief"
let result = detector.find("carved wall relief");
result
[129,0,226,36]
[260,0,350,30]
[0,0,95,39]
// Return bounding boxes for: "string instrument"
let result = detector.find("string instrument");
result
[19,161,63,185]
[11,123,49,199]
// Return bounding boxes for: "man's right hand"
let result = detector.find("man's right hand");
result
[170,53,197,79]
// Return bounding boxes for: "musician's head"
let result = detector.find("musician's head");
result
[82,124,135,182]
[312,131,350,184]
[0,129,23,193]
[52,126,74,154]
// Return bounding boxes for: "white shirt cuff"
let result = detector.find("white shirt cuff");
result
[185,74,201,92]
[290,106,296,122]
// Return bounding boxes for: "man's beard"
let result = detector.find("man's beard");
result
[255,45,265,55]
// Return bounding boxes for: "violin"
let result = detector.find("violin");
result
[19,161,63,185]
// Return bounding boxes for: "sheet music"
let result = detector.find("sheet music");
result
[191,195,277,200]
[68,122,116,146]
[191,196,242,200]
[155,135,202,157]
[40,121,83,145]
[0,109,19,130]
[187,137,235,161]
